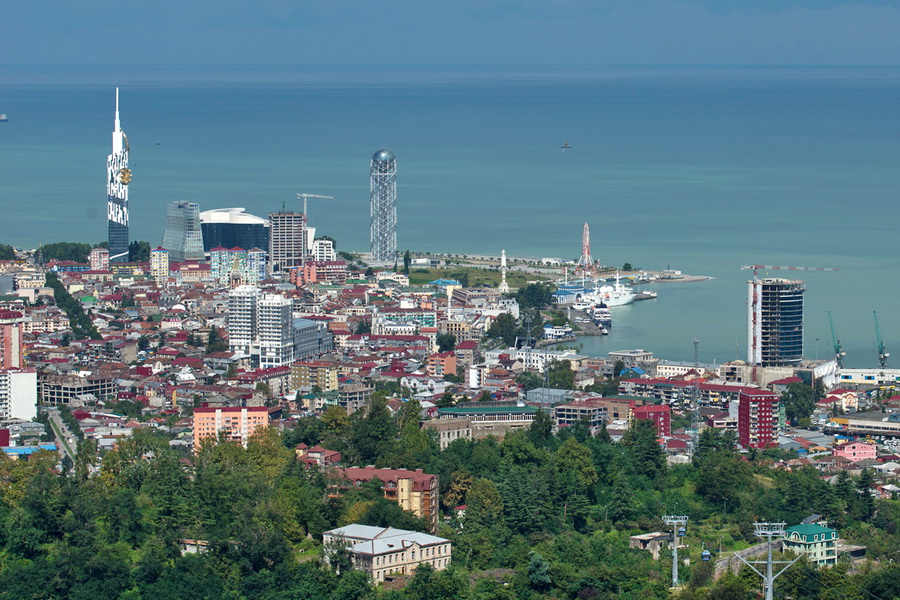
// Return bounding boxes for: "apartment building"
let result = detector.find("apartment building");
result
[192,406,269,449]
[323,524,451,582]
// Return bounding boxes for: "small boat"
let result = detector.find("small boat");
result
[0,114,8,122]
[560,141,571,150]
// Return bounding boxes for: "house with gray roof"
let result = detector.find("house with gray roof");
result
[323,524,451,582]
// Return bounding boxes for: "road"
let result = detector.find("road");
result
[44,408,77,461]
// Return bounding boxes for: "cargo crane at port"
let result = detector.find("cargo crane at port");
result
[828,311,846,369]
[874,311,889,369]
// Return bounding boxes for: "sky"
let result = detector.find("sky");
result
[2,0,900,66]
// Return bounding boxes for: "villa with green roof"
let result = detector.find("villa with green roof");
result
[782,524,838,566]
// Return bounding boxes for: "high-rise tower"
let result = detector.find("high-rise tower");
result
[268,211,309,273]
[162,201,204,262]
[369,149,397,263]
[107,88,132,263]
[747,278,805,367]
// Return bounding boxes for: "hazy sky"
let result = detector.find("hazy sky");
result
[3,0,899,65]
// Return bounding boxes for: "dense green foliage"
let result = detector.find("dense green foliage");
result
[1,407,898,600]
[0,244,15,260]
[39,241,96,263]
[514,283,556,309]
[45,271,102,339]
[128,240,152,262]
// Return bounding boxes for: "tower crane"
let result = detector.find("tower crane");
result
[828,311,846,369]
[295,193,333,268]
[296,193,333,221]
[740,264,838,280]
[874,311,889,369]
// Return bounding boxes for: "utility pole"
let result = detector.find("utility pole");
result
[661,515,688,587]
[734,522,800,600]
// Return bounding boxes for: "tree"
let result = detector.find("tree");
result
[485,312,518,347]
[855,468,876,521]
[403,250,411,275]
[128,240,151,262]
[623,418,665,480]
[554,437,598,491]
[515,283,556,309]
[348,394,397,465]
[39,241,93,263]
[0,243,15,260]
[465,477,505,531]
[443,470,473,510]
[436,333,457,353]
[781,382,817,423]
[355,319,371,335]
[528,410,553,446]
[695,449,751,508]
[547,359,575,390]
[622,262,633,271]
[527,552,552,592]
[206,326,228,353]
[516,370,542,392]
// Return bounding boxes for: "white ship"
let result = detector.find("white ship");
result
[555,273,637,308]
[588,273,636,307]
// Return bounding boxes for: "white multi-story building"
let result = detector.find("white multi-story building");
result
[311,238,336,262]
[0,369,37,421]
[150,247,169,285]
[227,285,259,357]
[258,294,294,369]
[227,286,332,368]
[89,248,110,271]
[324,524,451,583]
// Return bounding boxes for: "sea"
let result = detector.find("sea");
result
[2,64,899,368]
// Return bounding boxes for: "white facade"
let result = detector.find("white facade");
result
[227,287,332,368]
[324,524,451,583]
[227,286,259,356]
[0,369,37,421]
[258,294,294,369]
[150,248,169,285]
[311,239,336,262]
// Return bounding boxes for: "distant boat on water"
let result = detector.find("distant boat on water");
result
[560,141,571,150]
[0,114,8,122]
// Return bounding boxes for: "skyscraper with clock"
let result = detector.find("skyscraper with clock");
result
[107,88,131,263]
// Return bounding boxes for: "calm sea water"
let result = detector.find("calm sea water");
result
[1,65,899,367]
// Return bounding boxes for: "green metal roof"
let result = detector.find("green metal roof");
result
[785,524,837,542]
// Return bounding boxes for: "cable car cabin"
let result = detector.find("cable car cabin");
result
[678,527,686,537]
[701,550,711,561]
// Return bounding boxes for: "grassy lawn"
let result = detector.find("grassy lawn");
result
[407,267,554,288]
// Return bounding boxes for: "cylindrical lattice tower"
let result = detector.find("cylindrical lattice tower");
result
[370,149,397,263]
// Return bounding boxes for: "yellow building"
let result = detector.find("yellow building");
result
[290,360,339,391]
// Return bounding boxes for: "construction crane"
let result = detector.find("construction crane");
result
[828,311,846,369]
[875,311,889,369]
[740,264,838,280]
[296,193,333,221]
[295,193,333,269]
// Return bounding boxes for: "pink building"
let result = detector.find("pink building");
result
[738,390,779,449]
[833,442,877,463]
[0,311,24,370]
[193,406,269,450]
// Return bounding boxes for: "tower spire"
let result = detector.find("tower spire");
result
[115,87,121,132]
